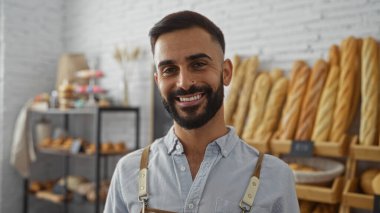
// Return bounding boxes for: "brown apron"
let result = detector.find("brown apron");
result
[138,145,264,213]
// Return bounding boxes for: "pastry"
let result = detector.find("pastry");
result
[312,66,340,142]
[85,144,96,155]
[360,37,379,146]
[279,64,310,139]
[233,56,259,136]
[330,37,360,142]
[295,59,329,140]
[360,169,380,195]
[101,143,113,153]
[39,137,52,148]
[255,77,288,139]
[224,57,247,125]
[242,72,272,139]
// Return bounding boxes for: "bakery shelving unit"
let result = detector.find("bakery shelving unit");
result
[270,134,352,207]
[23,106,140,213]
[340,136,380,213]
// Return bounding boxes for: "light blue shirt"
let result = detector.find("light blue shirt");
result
[104,127,299,213]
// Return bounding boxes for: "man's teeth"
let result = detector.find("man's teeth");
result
[179,94,202,102]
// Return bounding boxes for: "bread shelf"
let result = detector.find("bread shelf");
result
[350,136,380,162]
[342,179,374,210]
[34,191,68,204]
[37,147,128,157]
[296,176,344,204]
[245,133,272,153]
[271,132,350,157]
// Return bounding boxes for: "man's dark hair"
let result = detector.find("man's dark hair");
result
[149,10,225,54]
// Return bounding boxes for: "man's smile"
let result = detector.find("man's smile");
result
[175,92,205,107]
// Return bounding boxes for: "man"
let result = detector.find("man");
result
[104,11,299,213]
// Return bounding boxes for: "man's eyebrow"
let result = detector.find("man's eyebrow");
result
[157,60,175,68]
[186,53,212,61]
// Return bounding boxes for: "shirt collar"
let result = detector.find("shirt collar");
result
[164,126,239,157]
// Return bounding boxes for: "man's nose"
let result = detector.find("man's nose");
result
[176,69,194,91]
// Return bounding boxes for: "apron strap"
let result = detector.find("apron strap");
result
[139,145,151,203]
[239,152,264,213]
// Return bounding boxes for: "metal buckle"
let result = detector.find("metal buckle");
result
[139,196,148,213]
[239,200,251,213]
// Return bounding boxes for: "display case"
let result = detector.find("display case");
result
[23,107,140,213]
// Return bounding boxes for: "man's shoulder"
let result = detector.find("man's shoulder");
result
[118,137,168,168]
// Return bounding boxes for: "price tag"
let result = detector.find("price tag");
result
[290,140,314,157]
[70,139,83,154]
[374,195,380,213]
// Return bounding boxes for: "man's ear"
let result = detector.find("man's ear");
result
[154,71,159,85]
[222,59,233,86]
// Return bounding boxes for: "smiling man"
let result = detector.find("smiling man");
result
[104,11,299,213]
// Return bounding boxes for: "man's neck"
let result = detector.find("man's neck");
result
[173,109,228,156]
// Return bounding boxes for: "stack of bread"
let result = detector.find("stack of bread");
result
[58,80,76,109]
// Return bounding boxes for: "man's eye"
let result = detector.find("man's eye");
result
[192,62,207,70]
[162,67,177,76]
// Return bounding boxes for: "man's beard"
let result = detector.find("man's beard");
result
[162,78,224,130]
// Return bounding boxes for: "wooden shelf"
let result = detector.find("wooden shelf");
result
[296,176,344,204]
[350,136,380,162]
[271,132,350,157]
[342,179,374,210]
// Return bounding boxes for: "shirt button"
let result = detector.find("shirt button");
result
[188,203,194,209]
[176,144,182,151]
[180,166,186,171]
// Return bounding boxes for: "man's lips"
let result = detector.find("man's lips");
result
[175,92,205,107]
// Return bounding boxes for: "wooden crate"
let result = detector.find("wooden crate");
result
[271,132,350,157]
[245,133,272,153]
[296,176,344,204]
[351,136,380,161]
[341,179,374,210]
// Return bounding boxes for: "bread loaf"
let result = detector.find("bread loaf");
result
[225,56,246,125]
[279,64,310,139]
[255,77,288,139]
[348,38,362,132]
[360,37,379,146]
[288,60,307,93]
[295,59,329,140]
[361,169,380,195]
[373,173,380,194]
[331,37,360,142]
[312,66,340,142]
[328,45,340,67]
[233,56,259,136]
[269,68,283,82]
[242,72,272,140]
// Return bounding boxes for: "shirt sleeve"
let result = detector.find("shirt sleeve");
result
[271,167,300,213]
[104,162,129,213]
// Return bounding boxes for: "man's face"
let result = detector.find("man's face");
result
[153,27,231,129]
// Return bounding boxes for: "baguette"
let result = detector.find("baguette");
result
[330,37,360,142]
[242,72,272,140]
[269,68,283,82]
[288,60,307,93]
[348,38,362,131]
[225,56,246,125]
[233,56,259,136]
[295,59,329,140]
[360,37,379,146]
[312,65,340,142]
[328,45,340,67]
[255,77,288,139]
[279,64,310,139]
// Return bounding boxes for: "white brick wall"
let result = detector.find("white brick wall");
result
[1,0,63,212]
[63,0,380,149]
